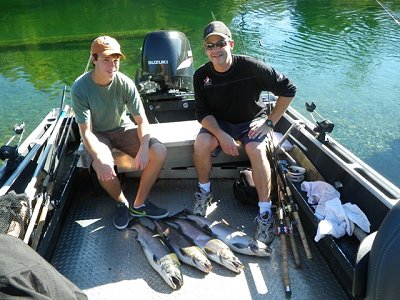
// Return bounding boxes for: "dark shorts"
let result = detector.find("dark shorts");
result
[84,127,162,167]
[198,119,266,157]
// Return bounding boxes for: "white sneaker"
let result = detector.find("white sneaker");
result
[193,188,213,217]
[255,211,275,244]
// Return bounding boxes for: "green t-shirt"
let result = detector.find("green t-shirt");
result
[71,71,143,132]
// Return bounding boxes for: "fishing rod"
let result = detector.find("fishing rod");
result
[375,0,400,26]
[23,95,71,244]
[276,160,312,260]
[266,122,314,297]
[266,136,292,297]
[276,187,291,297]
[31,104,74,249]
[269,125,312,260]
[0,114,60,197]
[278,167,302,269]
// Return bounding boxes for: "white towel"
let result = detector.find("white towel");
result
[301,181,340,205]
[343,202,371,234]
[301,181,370,241]
[314,198,350,241]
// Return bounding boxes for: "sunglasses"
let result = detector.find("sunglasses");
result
[205,40,229,51]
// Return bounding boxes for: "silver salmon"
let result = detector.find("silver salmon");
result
[129,220,183,290]
[181,212,272,257]
[153,219,212,274]
[168,218,244,274]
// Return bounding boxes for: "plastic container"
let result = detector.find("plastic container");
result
[287,166,306,182]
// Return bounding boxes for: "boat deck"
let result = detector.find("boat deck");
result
[51,174,348,300]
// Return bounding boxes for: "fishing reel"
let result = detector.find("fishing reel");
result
[0,123,25,172]
[305,102,335,143]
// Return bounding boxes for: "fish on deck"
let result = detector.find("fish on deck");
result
[153,219,212,274]
[128,219,183,290]
[167,217,244,274]
[178,211,273,257]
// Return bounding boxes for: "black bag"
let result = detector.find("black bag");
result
[0,234,88,300]
[233,168,258,206]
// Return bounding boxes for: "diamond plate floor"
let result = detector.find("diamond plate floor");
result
[51,177,348,300]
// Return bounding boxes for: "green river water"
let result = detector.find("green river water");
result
[0,0,399,186]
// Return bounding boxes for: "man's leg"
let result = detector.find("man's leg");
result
[115,134,169,219]
[89,139,129,203]
[193,133,219,216]
[90,144,131,230]
[245,141,272,202]
[245,141,275,244]
[96,172,127,202]
[194,133,219,183]
[133,142,167,207]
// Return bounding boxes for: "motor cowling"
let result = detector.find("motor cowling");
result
[140,30,194,92]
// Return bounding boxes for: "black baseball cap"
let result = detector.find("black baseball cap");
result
[203,21,232,41]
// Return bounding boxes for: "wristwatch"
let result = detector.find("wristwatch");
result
[265,119,274,129]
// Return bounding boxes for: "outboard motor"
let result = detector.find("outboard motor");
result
[140,30,194,91]
[136,30,196,123]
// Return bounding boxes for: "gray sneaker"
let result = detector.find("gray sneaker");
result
[193,188,213,217]
[113,202,130,230]
[255,211,275,244]
[130,201,169,219]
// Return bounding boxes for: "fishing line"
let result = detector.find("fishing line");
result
[84,53,92,74]
[375,0,400,26]
[237,9,248,55]
[211,11,216,21]
[210,9,248,54]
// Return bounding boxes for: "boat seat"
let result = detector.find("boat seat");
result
[352,200,400,300]
[76,120,249,176]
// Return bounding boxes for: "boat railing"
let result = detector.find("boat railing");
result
[285,107,400,208]
[0,109,61,197]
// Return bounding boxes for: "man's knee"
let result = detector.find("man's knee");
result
[195,133,218,153]
[150,142,167,162]
[245,142,267,158]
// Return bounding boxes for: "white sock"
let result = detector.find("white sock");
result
[133,204,145,209]
[258,201,271,215]
[198,182,211,193]
[119,200,129,208]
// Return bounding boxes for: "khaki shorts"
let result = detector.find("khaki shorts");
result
[83,127,162,168]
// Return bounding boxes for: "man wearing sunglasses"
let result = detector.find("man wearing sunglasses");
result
[193,21,297,245]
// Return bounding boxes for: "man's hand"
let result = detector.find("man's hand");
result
[248,118,273,140]
[218,131,240,156]
[133,146,149,171]
[92,149,116,181]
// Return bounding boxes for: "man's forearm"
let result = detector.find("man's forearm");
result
[201,115,225,140]
[267,96,294,125]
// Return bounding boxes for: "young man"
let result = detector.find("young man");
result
[71,36,169,230]
[193,21,296,244]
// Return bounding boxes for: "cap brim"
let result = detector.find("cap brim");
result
[101,50,126,60]
[204,33,230,41]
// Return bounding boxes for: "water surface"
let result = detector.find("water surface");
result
[0,0,399,186]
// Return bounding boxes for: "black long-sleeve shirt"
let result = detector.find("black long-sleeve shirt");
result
[193,55,297,124]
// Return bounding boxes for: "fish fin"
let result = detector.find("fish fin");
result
[203,247,217,255]
[179,248,190,257]
[168,208,191,218]
[201,225,214,235]
[163,227,170,236]
[127,218,140,229]
[221,218,230,226]
[164,219,179,229]
[152,254,160,264]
